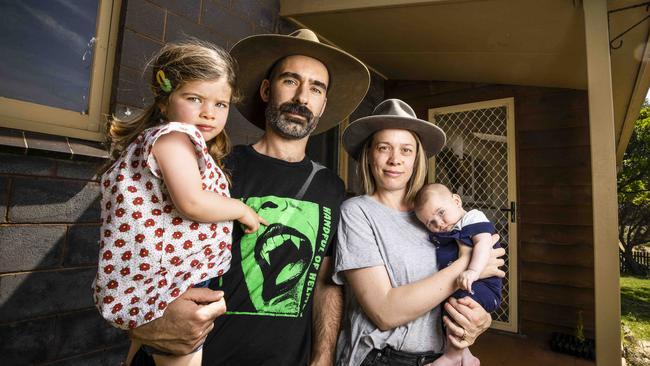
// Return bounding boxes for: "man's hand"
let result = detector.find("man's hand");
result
[129,288,226,355]
[442,297,491,348]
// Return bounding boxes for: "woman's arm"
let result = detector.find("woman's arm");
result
[152,132,265,231]
[344,235,503,332]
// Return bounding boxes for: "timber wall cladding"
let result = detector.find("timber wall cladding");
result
[385,81,594,339]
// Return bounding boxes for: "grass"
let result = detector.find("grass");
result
[621,275,650,340]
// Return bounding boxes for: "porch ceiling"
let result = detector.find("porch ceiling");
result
[281,0,588,89]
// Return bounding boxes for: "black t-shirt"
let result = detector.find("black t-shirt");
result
[200,145,345,365]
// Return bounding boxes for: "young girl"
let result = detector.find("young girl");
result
[415,183,502,366]
[92,40,266,366]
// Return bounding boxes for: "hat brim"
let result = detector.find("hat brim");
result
[343,116,447,160]
[230,34,370,135]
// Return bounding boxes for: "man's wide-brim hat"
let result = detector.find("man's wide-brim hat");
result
[343,99,447,160]
[230,29,370,135]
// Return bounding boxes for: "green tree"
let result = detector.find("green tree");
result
[618,105,650,275]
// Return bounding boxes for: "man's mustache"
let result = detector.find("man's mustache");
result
[279,103,313,121]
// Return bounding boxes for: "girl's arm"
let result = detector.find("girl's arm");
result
[343,238,503,331]
[152,132,264,230]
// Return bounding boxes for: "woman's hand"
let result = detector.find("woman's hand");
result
[442,297,491,348]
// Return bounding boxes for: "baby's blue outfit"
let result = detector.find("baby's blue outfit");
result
[431,209,502,312]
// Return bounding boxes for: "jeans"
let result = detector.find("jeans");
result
[360,346,441,366]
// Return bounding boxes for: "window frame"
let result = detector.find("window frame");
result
[0,0,122,142]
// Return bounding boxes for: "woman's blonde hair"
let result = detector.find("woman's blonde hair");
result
[357,130,428,205]
[102,39,240,175]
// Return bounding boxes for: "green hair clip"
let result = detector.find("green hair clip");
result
[156,70,172,93]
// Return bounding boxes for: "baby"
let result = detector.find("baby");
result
[415,183,502,366]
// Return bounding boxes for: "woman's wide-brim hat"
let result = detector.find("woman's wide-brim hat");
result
[230,29,370,135]
[343,99,447,160]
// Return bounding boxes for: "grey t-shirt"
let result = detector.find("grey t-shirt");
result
[333,195,444,366]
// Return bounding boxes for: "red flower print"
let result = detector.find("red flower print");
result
[146,286,155,294]
[99,240,105,249]
[132,274,144,281]
[190,259,199,268]
[171,288,181,297]
[102,250,113,260]
[155,242,163,251]
[104,230,112,238]
[103,264,114,274]
[128,309,138,319]
[139,263,150,271]
[111,186,118,194]
[172,217,183,225]
[103,179,110,188]
[130,296,140,304]
[127,186,137,193]
[136,234,146,244]
[147,296,157,305]
[105,201,112,210]
[223,227,230,234]
[190,222,199,230]
[115,318,124,326]
[121,251,132,261]
[204,248,212,256]
[116,194,124,203]
[115,239,126,248]
[208,262,215,269]
[128,320,137,329]
[144,219,155,227]
[120,267,130,276]
[202,183,207,190]
[131,160,140,169]
[145,311,154,321]
[219,241,226,250]
[132,173,141,181]
[201,273,208,279]
[163,205,173,213]
[170,256,181,266]
[198,233,207,241]
[119,162,126,169]
[116,174,124,181]
[165,244,175,253]
[227,244,232,250]
[106,216,112,224]
[139,248,148,257]
[151,209,161,216]
[111,303,123,314]
[133,197,144,205]
[209,171,215,179]
[183,240,192,249]
[131,211,142,220]
[158,279,168,288]
[144,278,153,285]
[207,162,212,169]
[119,223,131,232]
[183,273,192,280]
[151,195,159,204]
[158,301,167,310]
[134,148,142,156]
[124,287,135,294]
[142,160,148,168]
[195,131,201,139]
[218,269,224,276]
[155,228,164,237]
[172,231,182,239]
[115,208,125,217]
[107,280,118,289]
[103,296,114,304]
[210,223,217,231]
[145,181,153,190]
[220,183,226,190]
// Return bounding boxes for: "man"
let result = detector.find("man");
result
[130,29,371,365]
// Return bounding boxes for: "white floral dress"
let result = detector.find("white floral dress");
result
[93,122,233,330]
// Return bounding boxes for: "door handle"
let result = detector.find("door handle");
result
[500,201,516,223]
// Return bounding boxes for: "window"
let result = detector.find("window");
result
[0,0,121,141]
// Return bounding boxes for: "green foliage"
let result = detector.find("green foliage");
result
[619,106,650,205]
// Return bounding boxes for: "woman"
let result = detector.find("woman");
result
[333,99,505,366]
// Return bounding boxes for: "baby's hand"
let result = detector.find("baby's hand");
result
[238,204,268,234]
[458,269,479,294]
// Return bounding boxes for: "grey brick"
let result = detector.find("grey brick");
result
[0,177,7,223]
[115,66,152,108]
[120,30,163,71]
[0,317,56,365]
[65,225,100,266]
[125,0,165,41]
[151,0,202,21]
[231,0,277,31]
[165,11,227,48]
[277,17,298,35]
[43,346,129,366]
[53,309,127,360]
[56,159,102,181]
[0,152,56,176]
[0,269,96,322]
[202,1,254,42]
[9,178,100,223]
[0,225,66,272]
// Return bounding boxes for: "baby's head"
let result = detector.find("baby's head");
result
[414,183,465,233]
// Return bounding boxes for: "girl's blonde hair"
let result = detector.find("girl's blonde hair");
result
[102,39,240,175]
[357,130,428,205]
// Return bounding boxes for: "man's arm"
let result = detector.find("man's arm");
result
[128,288,226,356]
[310,256,343,366]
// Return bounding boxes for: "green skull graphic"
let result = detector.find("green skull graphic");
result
[238,195,320,316]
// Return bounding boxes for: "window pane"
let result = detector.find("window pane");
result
[0,0,99,113]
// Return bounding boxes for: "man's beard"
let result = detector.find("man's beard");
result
[264,101,320,139]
